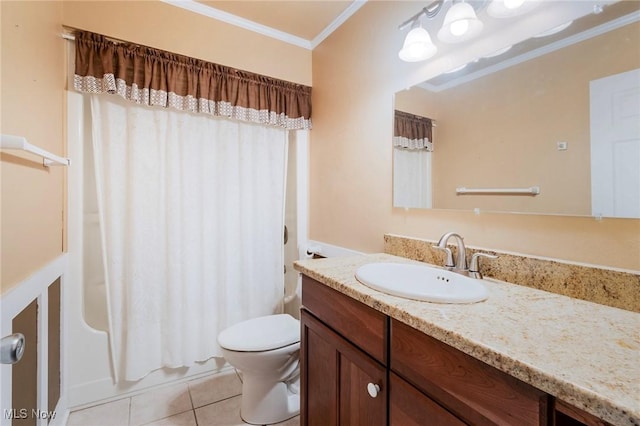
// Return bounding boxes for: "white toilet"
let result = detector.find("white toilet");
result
[217,313,301,425]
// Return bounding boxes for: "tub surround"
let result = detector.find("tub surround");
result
[293,253,640,426]
[385,234,640,313]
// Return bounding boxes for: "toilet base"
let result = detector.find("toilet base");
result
[240,376,300,425]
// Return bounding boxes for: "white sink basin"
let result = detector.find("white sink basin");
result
[355,262,488,304]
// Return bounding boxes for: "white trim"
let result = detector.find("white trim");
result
[0,254,67,426]
[159,0,312,49]
[53,273,68,426]
[36,292,48,426]
[0,256,67,322]
[420,10,640,93]
[310,0,368,49]
[295,130,310,263]
[306,240,364,258]
[159,0,367,50]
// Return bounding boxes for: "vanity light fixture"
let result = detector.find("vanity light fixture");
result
[398,0,542,63]
[398,0,485,63]
[437,1,484,43]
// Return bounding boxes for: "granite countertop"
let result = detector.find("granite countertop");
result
[293,253,640,426]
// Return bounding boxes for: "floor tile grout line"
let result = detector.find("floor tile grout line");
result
[194,393,243,411]
[137,407,196,426]
[186,381,198,426]
[187,379,196,411]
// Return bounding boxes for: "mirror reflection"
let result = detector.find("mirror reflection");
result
[393,3,640,218]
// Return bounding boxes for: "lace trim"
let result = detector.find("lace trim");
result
[74,74,312,131]
[393,136,433,151]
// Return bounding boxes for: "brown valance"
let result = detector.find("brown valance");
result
[74,31,312,130]
[394,110,432,141]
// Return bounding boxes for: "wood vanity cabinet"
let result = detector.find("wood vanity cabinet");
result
[300,275,609,426]
[301,276,387,425]
[391,318,550,425]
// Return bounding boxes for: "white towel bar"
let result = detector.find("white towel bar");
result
[456,186,540,195]
[1,134,70,167]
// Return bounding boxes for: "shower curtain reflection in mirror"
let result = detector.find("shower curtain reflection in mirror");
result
[393,110,434,209]
[90,94,287,382]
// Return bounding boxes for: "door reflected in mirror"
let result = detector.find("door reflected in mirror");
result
[393,4,640,218]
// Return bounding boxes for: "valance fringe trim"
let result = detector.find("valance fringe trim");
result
[73,31,312,130]
[393,136,433,151]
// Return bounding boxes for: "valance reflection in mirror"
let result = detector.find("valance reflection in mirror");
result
[393,110,434,209]
[393,3,640,218]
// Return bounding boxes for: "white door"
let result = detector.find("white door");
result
[590,68,640,218]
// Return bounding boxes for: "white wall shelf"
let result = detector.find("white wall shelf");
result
[1,134,70,167]
[456,186,540,196]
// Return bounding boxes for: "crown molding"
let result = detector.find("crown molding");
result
[160,0,312,49]
[160,0,367,50]
[311,0,368,49]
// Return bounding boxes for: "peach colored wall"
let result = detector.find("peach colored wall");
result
[62,1,311,86]
[1,1,66,294]
[395,23,639,216]
[2,1,312,294]
[310,2,640,271]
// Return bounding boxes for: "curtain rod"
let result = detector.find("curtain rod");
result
[61,28,129,45]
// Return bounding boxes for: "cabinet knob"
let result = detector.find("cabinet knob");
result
[367,382,380,398]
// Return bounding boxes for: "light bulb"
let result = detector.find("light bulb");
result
[450,19,470,36]
[438,2,483,43]
[504,0,525,9]
[487,0,539,18]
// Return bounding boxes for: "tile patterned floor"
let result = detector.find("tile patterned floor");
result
[66,370,299,426]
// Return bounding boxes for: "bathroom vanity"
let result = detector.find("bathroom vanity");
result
[294,254,639,426]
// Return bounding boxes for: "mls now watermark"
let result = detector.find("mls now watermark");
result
[4,409,57,420]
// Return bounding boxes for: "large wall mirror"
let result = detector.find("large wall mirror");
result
[393,1,640,218]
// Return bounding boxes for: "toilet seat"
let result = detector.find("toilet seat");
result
[218,314,300,352]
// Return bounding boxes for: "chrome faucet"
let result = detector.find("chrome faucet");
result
[469,252,498,279]
[433,232,499,279]
[433,232,468,273]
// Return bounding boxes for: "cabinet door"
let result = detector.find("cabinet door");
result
[390,373,466,426]
[301,310,386,426]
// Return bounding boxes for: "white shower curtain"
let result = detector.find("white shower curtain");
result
[90,95,288,381]
[393,146,433,209]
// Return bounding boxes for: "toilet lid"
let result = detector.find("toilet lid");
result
[218,314,300,352]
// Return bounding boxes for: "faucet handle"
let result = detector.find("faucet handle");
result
[469,252,498,278]
[432,245,454,268]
